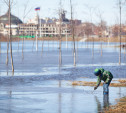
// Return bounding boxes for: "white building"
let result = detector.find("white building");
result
[18,11,71,37]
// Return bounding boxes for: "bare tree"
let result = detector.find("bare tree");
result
[70,0,76,66]
[3,0,14,73]
[89,7,95,57]
[58,0,63,66]
[118,0,123,64]
[111,24,119,37]
[41,37,44,56]
[83,5,96,57]
[96,10,107,56]
[21,0,33,59]
[115,0,126,63]
[0,7,1,55]
[6,34,9,65]
[0,35,1,54]
[118,0,122,64]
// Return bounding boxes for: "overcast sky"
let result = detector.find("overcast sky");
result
[0,0,126,25]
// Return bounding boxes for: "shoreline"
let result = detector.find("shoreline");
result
[0,36,126,43]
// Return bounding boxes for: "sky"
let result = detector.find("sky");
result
[0,0,126,25]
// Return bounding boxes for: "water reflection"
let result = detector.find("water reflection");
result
[6,91,12,113]
[58,66,62,113]
[58,80,62,113]
[57,80,76,113]
[95,94,109,113]
[95,96,102,113]
[71,85,75,113]
[103,94,109,109]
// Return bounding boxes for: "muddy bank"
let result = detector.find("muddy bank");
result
[104,97,126,113]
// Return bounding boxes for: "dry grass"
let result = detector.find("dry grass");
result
[72,81,103,86]
[1,35,126,42]
[104,97,126,113]
[118,79,126,84]
[85,37,126,42]
[72,81,126,87]
[0,36,81,42]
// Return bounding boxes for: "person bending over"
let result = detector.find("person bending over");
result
[94,68,113,90]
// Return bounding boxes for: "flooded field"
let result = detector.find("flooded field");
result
[0,41,126,113]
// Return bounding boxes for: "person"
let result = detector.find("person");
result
[94,68,113,90]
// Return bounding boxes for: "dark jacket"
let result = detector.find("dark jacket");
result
[96,69,113,87]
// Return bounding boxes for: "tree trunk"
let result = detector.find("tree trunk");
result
[6,37,9,65]
[0,37,1,54]
[9,0,14,73]
[70,0,76,66]
[92,37,94,57]
[41,37,44,56]
[119,0,121,64]
[59,39,62,66]
[36,31,38,51]
[101,37,103,57]
[22,36,24,60]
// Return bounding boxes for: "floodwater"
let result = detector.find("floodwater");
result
[0,40,126,113]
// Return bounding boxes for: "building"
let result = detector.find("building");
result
[18,11,71,37]
[0,10,23,35]
[0,10,82,37]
